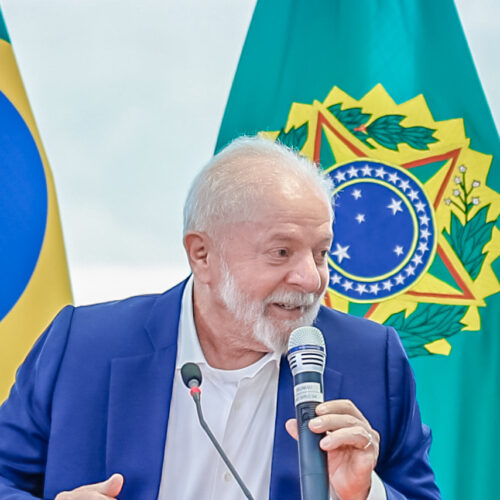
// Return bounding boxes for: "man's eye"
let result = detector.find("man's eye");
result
[276,249,288,258]
[315,250,328,263]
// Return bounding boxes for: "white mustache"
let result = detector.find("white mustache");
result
[265,290,319,309]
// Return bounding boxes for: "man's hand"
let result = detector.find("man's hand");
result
[285,399,379,500]
[54,473,124,499]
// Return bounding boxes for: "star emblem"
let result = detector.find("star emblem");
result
[382,280,393,291]
[335,171,346,183]
[361,165,372,176]
[341,280,353,291]
[352,189,362,200]
[420,228,431,240]
[331,243,351,264]
[393,245,404,256]
[347,166,358,178]
[415,201,426,213]
[330,273,342,285]
[388,172,400,184]
[387,198,403,215]
[407,189,419,201]
[399,179,410,191]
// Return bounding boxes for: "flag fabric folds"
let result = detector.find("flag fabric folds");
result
[0,10,72,401]
[217,1,500,498]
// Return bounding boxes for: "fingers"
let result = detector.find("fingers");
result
[286,400,380,456]
[55,473,124,499]
[309,413,371,435]
[90,473,124,497]
[316,399,369,424]
[319,426,375,452]
[285,418,298,440]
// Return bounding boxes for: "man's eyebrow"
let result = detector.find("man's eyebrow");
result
[264,232,294,242]
[263,233,333,245]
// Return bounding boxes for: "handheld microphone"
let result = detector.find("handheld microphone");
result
[180,362,255,500]
[287,327,329,500]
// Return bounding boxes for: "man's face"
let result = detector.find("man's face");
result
[212,181,333,353]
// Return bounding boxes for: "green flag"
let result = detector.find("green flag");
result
[217,1,500,498]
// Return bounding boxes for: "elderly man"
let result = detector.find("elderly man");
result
[0,137,439,499]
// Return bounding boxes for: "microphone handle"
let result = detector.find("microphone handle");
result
[296,401,330,500]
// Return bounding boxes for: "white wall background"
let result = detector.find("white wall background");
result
[1,0,498,305]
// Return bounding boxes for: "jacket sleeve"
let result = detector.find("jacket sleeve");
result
[377,327,441,499]
[0,306,74,499]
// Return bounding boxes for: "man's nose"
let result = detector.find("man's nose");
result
[285,253,322,293]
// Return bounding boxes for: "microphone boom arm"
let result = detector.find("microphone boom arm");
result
[191,391,255,500]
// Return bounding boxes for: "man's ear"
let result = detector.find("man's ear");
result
[184,231,212,283]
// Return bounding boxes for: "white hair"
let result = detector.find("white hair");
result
[183,135,333,236]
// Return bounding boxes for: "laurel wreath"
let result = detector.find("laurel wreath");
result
[384,184,494,357]
[276,103,438,153]
[276,123,308,151]
[383,303,468,357]
[327,103,438,151]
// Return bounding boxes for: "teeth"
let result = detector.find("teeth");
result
[278,303,299,310]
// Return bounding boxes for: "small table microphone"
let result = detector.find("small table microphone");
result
[181,362,255,500]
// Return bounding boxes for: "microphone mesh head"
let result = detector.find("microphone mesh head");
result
[287,326,326,376]
[288,326,325,350]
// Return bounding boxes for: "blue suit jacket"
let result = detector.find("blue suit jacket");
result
[0,280,439,499]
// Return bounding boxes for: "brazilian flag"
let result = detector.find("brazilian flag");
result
[217,1,500,498]
[0,10,72,401]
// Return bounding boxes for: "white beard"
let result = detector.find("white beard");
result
[217,262,324,354]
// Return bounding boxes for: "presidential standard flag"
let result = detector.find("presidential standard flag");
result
[216,1,500,498]
[0,10,72,401]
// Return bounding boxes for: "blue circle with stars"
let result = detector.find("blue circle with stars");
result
[326,159,436,302]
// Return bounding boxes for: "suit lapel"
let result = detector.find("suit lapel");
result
[269,359,343,500]
[105,280,187,500]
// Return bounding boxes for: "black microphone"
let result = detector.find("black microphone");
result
[287,327,329,500]
[180,362,255,500]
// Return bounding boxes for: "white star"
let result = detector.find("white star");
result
[352,189,362,200]
[334,171,346,183]
[420,228,431,240]
[361,165,372,176]
[382,280,393,291]
[393,245,404,256]
[370,284,380,294]
[388,172,400,184]
[399,179,410,191]
[415,201,426,213]
[341,280,353,291]
[394,274,405,285]
[347,166,359,178]
[355,283,367,295]
[332,243,351,264]
[330,273,342,285]
[411,254,423,266]
[418,241,429,253]
[407,190,419,201]
[387,198,403,215]
[419,214,430,226]
[355,213,366,223]
[375,167,386,178]
[406,265,416,276]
